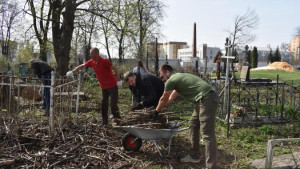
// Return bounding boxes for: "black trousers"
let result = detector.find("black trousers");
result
[101,86,120,125]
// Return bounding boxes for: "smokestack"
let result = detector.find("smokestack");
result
[192,22,197,57]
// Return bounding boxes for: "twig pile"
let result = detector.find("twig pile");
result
[0,110,184,168]
[116,109,181,129]
[0,114,147,168]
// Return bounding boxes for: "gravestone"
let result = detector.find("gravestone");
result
[240,66,250,81]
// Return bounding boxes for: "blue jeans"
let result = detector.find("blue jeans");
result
[43,73,51,112]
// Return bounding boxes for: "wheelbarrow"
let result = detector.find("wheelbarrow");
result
[115,121,188,156]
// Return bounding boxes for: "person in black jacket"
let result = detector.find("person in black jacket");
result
[30,60,54,115]
[124,71,164,110]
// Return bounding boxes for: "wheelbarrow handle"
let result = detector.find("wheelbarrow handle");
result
[176,120,187,126]
[178,127,189,132]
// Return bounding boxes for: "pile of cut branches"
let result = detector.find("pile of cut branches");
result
[116,109,181,129]
[0,109,189,168]
[0,113,146,168]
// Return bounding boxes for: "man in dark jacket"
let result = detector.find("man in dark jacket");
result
[124,71,164,110]
[30,60,54,115]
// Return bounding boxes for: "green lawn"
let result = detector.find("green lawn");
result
[235,70,300,86]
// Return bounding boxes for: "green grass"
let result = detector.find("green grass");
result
[234,70,300,86]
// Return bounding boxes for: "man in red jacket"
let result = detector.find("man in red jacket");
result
[67,47,121,125]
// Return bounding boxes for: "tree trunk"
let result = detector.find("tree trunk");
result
[52,0,76,76]
[118,32,124,63]
[155,37,158,76]
[39,43,47,61]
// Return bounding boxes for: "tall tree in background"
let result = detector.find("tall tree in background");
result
[132,0,165,59]
[267,48,273,63]
[251,46,258,68]
[273,47,281,62]
[74,9,97,62]
[244,45,251,65]
[98,0,135,62]
[26,0,52,61]
[113,0,135,63]
[227,9,259,50]
[99,15,114,61]
[0,0,22,59]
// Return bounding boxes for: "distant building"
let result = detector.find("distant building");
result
[147,41,188,59]
[178,44,220,72]
[289,35,300,61]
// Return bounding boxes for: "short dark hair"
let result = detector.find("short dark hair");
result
[90,47,99,55]
[159,64,173,73]
[124,71,135,82]
[137,59,144,68]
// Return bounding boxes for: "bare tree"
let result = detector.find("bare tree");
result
[131,0,165,59]
[280,42,289,52]
[26,0,52,61]
[100,15,114,61]
[74,8,97,62]
[0,0,22,59]
[227,9,259,50]
[91,0,136,62]
[113,0,135,63]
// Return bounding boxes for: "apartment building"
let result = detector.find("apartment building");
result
[147,41,188,59]
[289,35,300,61]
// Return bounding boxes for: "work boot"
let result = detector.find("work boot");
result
[180,155,201,163]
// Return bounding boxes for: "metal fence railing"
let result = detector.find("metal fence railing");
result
[0,72,81,137]
[209,76,300,127]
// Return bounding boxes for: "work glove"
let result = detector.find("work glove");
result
[150,110,159,120]
[66,71,73,77]
[117,80,122,88]
[131,103,143,111]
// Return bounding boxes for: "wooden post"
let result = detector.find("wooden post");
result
[76,72,81,119]
[265,140,274,169]
[49,71,55,137]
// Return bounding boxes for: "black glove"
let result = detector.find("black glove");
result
[131,103,144,111]
[150,110,159,120]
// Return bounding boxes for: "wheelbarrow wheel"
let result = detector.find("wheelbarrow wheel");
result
[122,133,142,152]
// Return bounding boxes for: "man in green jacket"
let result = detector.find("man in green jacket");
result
[151,64,219,169]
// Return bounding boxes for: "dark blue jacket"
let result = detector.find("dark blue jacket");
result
[129,73,164,107]
[31,61,54,78]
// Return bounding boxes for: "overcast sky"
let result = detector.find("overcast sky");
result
[160,0,300,49]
